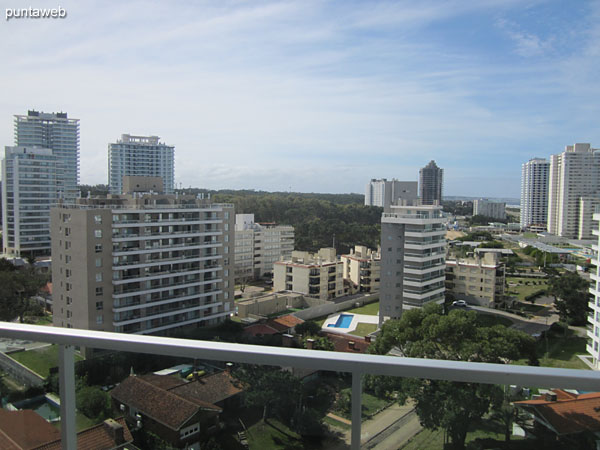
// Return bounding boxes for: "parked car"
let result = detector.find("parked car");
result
[452,300,468,307]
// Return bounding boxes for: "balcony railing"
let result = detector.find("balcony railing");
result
[0,323,599,450]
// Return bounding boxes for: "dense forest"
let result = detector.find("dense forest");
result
[78,186,382,254]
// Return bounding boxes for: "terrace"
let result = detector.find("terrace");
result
[1,322,599,449]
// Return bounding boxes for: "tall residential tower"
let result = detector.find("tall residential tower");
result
[520,158,549,230]
[547,143,600,239]
[419,160,443,205]
[109,134,175,195]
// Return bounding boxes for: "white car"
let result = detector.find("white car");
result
[452,300,468,307]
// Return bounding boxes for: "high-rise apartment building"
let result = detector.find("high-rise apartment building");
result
[419,160,443,205]
[587,212,600,370]
[548,143,600,239]
[379,204,446,325]
[520,158,550,230]
[2,147,58,256]
[473,199,507,220]
[273,248,343,300]
[109,134,175,195]
[364,179,417,208]
[51,177,234,352]
[14,110,80,203]
[233,214,294,282]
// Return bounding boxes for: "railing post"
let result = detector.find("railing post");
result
[59,345,76,449]
[351,371,363,450]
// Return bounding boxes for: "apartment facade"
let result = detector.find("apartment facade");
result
[419,160,443,205]
[364,179,418,208]
[14,110,80,203]
[234,214,294,282]
[341,245,381,293]
[273,248,343,300]
[445,253,505,307]
[588,211,600,370]
[520,158,550,230]
[51,186,234,344]
[473,199,507,220]
[109,134,175,195]
[1,147,58,256]
[379,204,446,324]
[548,143,600,239]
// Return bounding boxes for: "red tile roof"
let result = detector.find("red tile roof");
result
[0,409,60,450]
[35,417,134,450]
[515,390,600,435]
[321,332,370,353]
[269,314,303,331]
[168,371,243,406]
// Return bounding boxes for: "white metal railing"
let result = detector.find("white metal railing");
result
[0,323,599,450]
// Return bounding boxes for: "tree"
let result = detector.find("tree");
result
[0,268,46,323]
[303,335,334,351]
[295,321,321,336]
[548,272,589,325]
[367,304,537,450]
[76,386,111,422]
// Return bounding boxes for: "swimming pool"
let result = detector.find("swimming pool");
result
[327,314,354,329]
[13,395,60,421]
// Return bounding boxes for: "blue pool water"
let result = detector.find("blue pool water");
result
[327,314,354,329]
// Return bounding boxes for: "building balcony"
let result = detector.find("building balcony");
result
[1,322,597,450]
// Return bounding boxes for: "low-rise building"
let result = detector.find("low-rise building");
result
[445,253,505,307]
[273,248,343,300]
[341,245,381,293]
[473,199,507,220]
[234,213,294,282]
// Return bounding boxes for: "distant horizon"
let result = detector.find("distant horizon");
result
[2,1,599,198]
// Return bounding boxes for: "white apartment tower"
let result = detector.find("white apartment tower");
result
[109,134,175,195]
[51,178,234,353]
[2,147,58,256]
[365,179,418,208]
[520,158,550,230]
[234,213,294,281]
[379,204,446,325]
[548,143,600,239]
[588,212,600,370]
[14,110,80,203]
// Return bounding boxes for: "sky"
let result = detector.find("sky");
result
[1,0,599,198]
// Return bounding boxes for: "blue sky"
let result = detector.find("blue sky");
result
[1,0,599,197]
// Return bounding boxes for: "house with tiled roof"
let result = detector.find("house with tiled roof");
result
[111,370,243,448]
[320,331,371,354]
[515,389,600,445]
[0,409,134,450]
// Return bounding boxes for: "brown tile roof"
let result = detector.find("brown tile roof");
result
[0,409,60,450]
[35,417,134,450]
[270,315,303,330]
[168,371,243,406]
[322,332,370,353]
[111,376,214,431]
[515,390,600,435]
[139,373,186,390]
[243,323,279,336]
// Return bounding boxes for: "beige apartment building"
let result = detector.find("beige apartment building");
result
[51,177,235,347]
[341,245,381,293]
[445,253,505,307]
[273,248,343,300]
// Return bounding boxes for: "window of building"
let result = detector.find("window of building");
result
[66,296,72,305]
[66,310,72,318]
[96,315,103,325]
[96,287,103,296]
[95,258,102,268]
[96,273,103,282]
[95,243,102,253]
[224,292,229,299]
[65,241,71,250]
[224,212,229,219]
[95,230,102,238]
[65,227,70,236]
[66,283,72,292]
[65,255,71,263]
[224,224,229,231]
[65,269,71,278]
[96,301,103,310]
[94,215,102,224]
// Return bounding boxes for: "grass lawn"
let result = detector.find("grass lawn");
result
[346,301,379,315]
[512,302,547,314]
[247,419,303,450]
[323,415,351,430]
[335,388,390,420]
[53,412,98,432]
[25,314,53,326]
[513,336,588,370]
[475,314,514,328]
[10,344,83,378]
[505,277,548,301]
[350,323,378,337]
